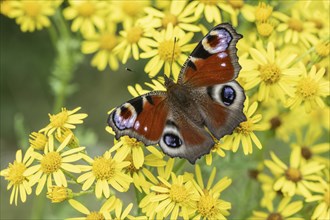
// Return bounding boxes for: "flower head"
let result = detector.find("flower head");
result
[40,107,88,137]
[77,150,132,198]
[24,134,85,195]
[47,186,72,203]
[5,0,61,32]
[29,132,48,151]
[0,148,34,205]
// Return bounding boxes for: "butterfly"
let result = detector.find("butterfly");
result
[107,23,246,164]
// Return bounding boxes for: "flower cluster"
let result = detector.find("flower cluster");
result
[1,0,329,219]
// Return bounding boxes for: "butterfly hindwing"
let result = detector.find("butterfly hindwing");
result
[108,92,168,145]
[178,23,242,87]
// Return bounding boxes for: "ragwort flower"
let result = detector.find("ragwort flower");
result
[265,148,325,197]
[0,148,34,205]
[140,24,195,80]
[24,134,84,195]
[39,107,88,137]
[5,0,61,32]
[77,150,132,198]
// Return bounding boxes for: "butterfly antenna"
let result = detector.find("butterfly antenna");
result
[169,37,177,79]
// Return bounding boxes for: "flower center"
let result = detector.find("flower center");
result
[235,119,253,135]
[99,33,117,51]
[296,77,318,99]
[197,194,218,218]
[267,213,283,220]
[270,117,281,130]
[162,13,178,28]
[7,162,26,185]
[309,18,323,29]
[324,189,330,206]
[49,109,69,128]
[255,2,273,21]
[158,40,181,62]
[315,41,329,57]
[121,136,144,148]
[23,1,41,17]
[41,152,62,174]
[126,26,143,44]
[288,18,303,32]
[86,212,105,220]
[29,132,48,150]
[121,1,142,17]
[227,0,244,9]
[124,155,139,174]
[301,147,312,160]
[257,22,274,37]
[77,2,95,17]
[259,63,281,85]
[285,168,302,183]
[92,157,116,180]
[170,184,188,203]
[47,186,71,203]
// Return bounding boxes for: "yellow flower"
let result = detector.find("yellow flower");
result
[218,0,255,26]
[5,0,61,32]
[265,148,325,197]
[257,173,278,211]
[250,197,304,220]
[63,0,108,36]
[144,1,200,34]
[47,186,72,203]
[0,0,15,17]
[140,24,195,80]
[194,0,233,24]
[127,78,166,98]
[240,42,302,103]
[306,178,330,220]
[287,65,330,113]
[108,0,149,24]
[39,107,88,137]
[68,197,117,220]
[77,150,132,198]
[24,134,84,195]
[0,148,34,205]
[81,24,120,71]
[222,97,269,155]
[122,146,166,194]
[29,131,48,151]
[274,9,318,47]
[255,2,273,22]
[149,173,199,219]
[204,137,229,166]
[114,20,153,64]
[192,165,232,219]
[109,201,146,220]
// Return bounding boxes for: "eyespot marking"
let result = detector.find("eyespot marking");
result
[221,85,236,106]
[113,103,137,130]
[163,133,182,148]
[202,29,232,54]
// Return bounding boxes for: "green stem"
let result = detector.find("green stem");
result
[72,189,94,198]
[47,24,58,49]
[62,169,80,185]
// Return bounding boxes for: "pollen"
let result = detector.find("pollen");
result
[125,155,139,174]
[267,213,283,220]
[259,63,281,85]
[126,27,143,44]
[197,194,218,218]
[257,22,274,37]
[29,132,48,150]
[285,168,302,183]
[77,2,95,17]
[199,0,218,5]
[287,18,303,32]
[227,0,244,9]
[169,184,188,203]
[296,77,318,99]
[235,119,253,135]
[49,108,69,128]
[99,33,117,51]
[92,157,116,180]
[255,2,273,22]
[162,13,178,27]
[7,162,27,185]
[315,41,329,57]
[158,40,181,62]
[23,1,41,17]
[41,152,62,174]
[86,212,105,220]
[309,18,324,29]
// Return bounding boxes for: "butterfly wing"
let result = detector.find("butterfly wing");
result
[107,91,169,145]
[178,23,242,87]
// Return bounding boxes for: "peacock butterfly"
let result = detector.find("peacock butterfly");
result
[107,23,246,164]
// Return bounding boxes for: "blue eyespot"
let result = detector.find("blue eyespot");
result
[221,85,236,106]
[163,133,182,148]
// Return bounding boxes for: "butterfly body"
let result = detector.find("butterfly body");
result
[108,23,246,164]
